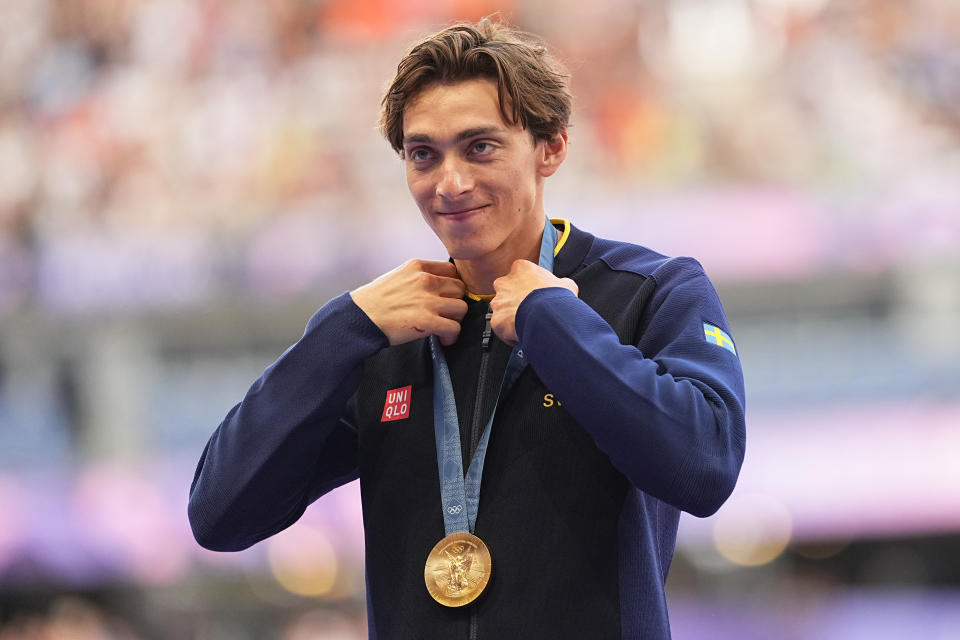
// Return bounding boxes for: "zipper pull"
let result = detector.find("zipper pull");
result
[481,308,493,351]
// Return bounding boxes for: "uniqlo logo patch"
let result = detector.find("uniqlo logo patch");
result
[381,385,412,422]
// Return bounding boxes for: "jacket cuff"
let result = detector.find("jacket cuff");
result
[305,291,390,355]
[515,286,578,342]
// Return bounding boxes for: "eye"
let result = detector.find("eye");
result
[409,147,433,162]
[471,141,493,155]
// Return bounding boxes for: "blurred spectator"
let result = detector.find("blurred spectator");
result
[0,0,956,313]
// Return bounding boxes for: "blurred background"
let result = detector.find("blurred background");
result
[1,0,959,637]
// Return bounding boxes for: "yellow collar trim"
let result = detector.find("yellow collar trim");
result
[465,291,495,301]
[463,218,572,301]
[550,218,571,256]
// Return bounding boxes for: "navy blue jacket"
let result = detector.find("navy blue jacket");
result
[189,220,746,639]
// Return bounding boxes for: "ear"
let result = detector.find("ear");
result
[536,129,568,178]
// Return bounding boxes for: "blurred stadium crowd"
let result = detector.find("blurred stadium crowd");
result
[1,0,959,638]
[1,0,958,311]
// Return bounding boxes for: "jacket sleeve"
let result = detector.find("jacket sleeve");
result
[188,292,388,551]
[514,257,746,517]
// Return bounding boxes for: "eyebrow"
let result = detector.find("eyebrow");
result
[403,126,504,147]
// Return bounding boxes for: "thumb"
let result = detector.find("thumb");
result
[560,278,579,296]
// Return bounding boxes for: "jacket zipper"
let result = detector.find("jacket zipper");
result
[468,306,493,640]
[470,306,494,458]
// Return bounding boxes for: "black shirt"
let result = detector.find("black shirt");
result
[442,297,512,470]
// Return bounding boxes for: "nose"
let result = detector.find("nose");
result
[436,157,473,200]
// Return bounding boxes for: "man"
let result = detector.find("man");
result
[189,18,745,640]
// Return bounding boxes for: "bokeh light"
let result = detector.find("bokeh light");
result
[267,524,339,598]
[713,493,794,567]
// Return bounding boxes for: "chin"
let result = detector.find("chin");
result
[442,238,494,261]
[444,244,482,261]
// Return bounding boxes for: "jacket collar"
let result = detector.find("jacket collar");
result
[550,219,593,279]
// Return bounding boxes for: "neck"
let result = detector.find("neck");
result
[455,218,546,297]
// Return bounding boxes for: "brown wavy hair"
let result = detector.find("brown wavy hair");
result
[379,18,572,154]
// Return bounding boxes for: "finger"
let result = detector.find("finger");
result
[490,318,518,346]
[433,275,466,299]
[412,259,459,278]
[438,333,458,347]
[432,317,463,346]
[414,271,465,298]
[434,297,468,321]
[510,258,537,273]
[489,306,514,337]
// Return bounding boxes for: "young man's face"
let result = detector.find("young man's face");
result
[401,77,564,267]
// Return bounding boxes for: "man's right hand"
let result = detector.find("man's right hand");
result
[350,260,468,347]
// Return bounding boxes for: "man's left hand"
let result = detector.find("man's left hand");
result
[490,259,578,345]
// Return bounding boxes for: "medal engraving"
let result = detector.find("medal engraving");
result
[424,532,492,607]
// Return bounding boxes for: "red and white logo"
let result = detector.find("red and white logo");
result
[381,385,412,422]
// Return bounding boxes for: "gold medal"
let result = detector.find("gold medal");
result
[424,532,492,607]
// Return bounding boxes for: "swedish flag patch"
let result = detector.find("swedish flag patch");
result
[703,323,736,355]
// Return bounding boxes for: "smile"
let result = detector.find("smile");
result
[435,205,488,220]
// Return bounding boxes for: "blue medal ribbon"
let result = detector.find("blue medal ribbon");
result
[429,217,559,535]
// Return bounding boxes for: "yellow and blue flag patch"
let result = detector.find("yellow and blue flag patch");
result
[703,323,736,355]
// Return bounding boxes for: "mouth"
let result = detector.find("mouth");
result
[435,205,489,219]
